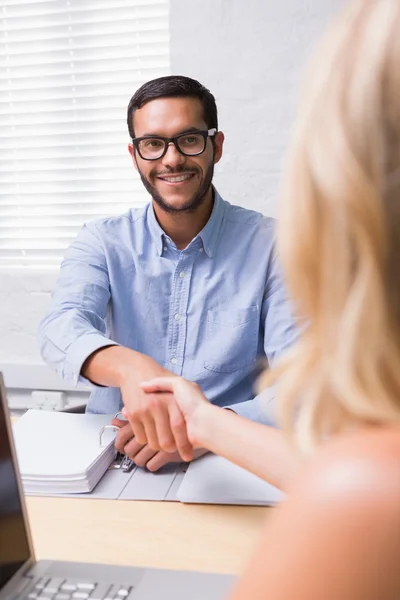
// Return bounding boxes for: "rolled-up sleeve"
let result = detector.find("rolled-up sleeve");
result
[38,223,118,387]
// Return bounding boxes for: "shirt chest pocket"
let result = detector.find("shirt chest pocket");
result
[204,305,259,373]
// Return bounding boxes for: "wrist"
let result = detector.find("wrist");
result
[112,348,151,386]
[191,403,220,448]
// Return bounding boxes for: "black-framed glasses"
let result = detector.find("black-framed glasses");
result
[131,128,217,161]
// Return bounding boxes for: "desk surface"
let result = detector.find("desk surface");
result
[26,497,270,575]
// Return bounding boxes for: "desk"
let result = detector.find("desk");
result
[26,497,270,575]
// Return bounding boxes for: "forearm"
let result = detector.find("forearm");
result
[195,405,300,492]
[82,345,167,388]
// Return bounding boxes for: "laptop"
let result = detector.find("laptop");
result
[0,374,234,600]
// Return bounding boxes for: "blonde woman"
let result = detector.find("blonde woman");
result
[134,0,400,597]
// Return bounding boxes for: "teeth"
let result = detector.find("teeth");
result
[161,173,193,183]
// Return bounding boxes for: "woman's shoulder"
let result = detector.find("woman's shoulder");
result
[297,426,400,526]
[280,426,400,597]
[309,426,400,483]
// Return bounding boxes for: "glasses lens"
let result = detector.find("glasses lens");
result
[176,133,205,156]
[138,138,166,159]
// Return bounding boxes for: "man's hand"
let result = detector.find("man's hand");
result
[140,376,213,448]
[114,351,193,461]
[82,346,193,460]
[112,418,207,472]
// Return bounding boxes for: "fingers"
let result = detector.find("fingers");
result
[146,450,180,472]
[132,445,159,468]
[122,378,195,454]
[123,436,145,459]
[142,380,195,458]
[136,412,160,451]
[140,377,178,394]
[150,396,177,453]
[124,401,168,451]
[124,393,178,453]
[113,418,160,455]
[112,417,183,471]
[111,417,127,428]
[117,429,159,468]
[126,413,149,447]
[124,439,158,467]
[113,421,134,454]
[140,377,206,453]
[168,401,193,462]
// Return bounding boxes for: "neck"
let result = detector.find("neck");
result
[153,187,214,249]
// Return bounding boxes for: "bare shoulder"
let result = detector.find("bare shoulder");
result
[232,428,400,600]
[295,427,400,530]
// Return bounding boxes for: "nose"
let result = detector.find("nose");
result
[161,142,185,169]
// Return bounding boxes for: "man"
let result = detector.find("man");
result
[39,75,296,471]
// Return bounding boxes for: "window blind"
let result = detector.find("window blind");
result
[0,0,170,266]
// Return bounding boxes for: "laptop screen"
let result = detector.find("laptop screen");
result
[0,376,31,590]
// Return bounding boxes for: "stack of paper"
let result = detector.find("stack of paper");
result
[13,410,117,494]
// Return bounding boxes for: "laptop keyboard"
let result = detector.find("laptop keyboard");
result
[23,577,134,600]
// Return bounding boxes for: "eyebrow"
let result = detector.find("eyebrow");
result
[138,127,204,138]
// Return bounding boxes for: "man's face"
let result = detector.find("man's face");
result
[128,97,224,213]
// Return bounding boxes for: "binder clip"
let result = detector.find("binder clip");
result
[99,415,135,473]
[120,454,135,473]
[112,410,135,471]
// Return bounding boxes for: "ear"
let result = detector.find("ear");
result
[213,131,225,164]
[128,143,138,172]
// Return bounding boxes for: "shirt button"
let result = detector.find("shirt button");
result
[171,357,177,365]
[199,248,204,253]
[179,271,185,278]
[163,246,168,251]
[174,313,181,321]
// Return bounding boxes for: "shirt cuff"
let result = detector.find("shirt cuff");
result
[225,385,278,426]
[65,333,120,388]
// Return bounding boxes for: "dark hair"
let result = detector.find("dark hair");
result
[127,75,218,139]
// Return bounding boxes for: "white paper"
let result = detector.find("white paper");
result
[13,410,117,493]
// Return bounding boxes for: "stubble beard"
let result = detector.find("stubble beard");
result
[137,161,215,214]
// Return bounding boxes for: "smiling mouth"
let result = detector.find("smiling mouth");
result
[157,172,196,184]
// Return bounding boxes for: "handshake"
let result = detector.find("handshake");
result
[111,359,215,472]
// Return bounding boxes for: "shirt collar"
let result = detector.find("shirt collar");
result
[197,187,224,258]
[146,186,225,258]
[146,202,165,257]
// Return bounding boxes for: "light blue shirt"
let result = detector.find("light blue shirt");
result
[39,189,296,422]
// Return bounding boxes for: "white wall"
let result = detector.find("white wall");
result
[170,0,343,215]
[0,0,344,391]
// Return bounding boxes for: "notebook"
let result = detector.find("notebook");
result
[13,409,285,506]
[13,410,117,494]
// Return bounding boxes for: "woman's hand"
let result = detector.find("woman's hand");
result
[139,377,213,448]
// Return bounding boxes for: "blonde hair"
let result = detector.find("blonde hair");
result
[270,0,400,452]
